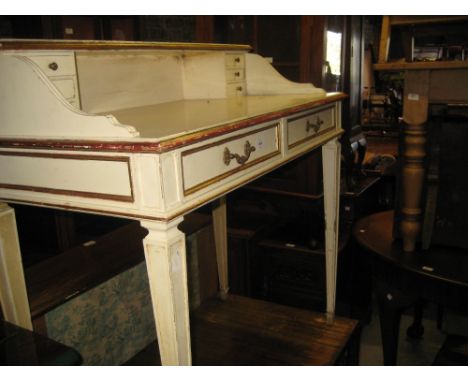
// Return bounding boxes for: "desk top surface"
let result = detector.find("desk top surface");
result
[0,93,345,153]
[105,93,342,141]
[353,210,468,288]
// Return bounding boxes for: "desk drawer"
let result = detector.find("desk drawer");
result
[226,68,245,83]
[225,53,245,69]
[226,82,246,96]
[286,106,336,149]
[25,53,77,77]
[182,123,281,195]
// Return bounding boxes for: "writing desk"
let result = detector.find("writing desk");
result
[0,39,344,365]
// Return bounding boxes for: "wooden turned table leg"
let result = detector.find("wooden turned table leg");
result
[140,218,192,366]
[401,122,427,252]
[0,203,32,330]
[400,70,429,252]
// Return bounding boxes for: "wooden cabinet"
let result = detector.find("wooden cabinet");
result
[0,16,200,42]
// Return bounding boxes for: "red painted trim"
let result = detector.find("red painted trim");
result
[0,39,251,52]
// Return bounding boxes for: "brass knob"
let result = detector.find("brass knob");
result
[235,71,240,77]
[234,57,241,63]
[236,86,243,92]
[48,62,59,71]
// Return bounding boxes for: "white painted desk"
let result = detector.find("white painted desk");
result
[0,40,344,365]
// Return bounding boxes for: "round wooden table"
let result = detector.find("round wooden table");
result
[353,210,468,365]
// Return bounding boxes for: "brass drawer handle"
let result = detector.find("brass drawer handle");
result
[306,116,324,133]
[234,57,241,63]
[48,62,59,71]
[236,86,243,92]
[224,141,256,166]
[235,71,240,77]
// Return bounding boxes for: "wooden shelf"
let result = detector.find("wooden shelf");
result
[374,60,468,71]
[378,15,468,65]
[388,16,468,26]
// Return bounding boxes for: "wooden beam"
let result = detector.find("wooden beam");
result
[378,16,391,64]
[389,15,468,26]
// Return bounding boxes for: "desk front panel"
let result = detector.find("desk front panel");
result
[0,101,342,222]
[0,151,133,202]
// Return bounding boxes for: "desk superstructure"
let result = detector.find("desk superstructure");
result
[0,39,344,365]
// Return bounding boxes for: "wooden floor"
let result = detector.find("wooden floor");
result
[125,294,360,366]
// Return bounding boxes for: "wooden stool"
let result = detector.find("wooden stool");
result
[126,294,360,366]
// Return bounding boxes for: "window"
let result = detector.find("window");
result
[326,30,342,76]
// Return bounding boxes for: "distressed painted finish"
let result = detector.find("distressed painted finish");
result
[141,218,191,366]
[0,203,32,330]
[0,40,344,365]
[321,139,342,315]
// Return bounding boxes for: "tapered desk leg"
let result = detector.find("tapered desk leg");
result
[141,218,191,366]
[0,203,32,330]
[322,138,341,316]
[212,196,229,300]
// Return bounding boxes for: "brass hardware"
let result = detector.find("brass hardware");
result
[48,62,59,71]
[234,57,241,63]
[224,141,256,166]
[236,86,243,92]
[306,116,324,133]
[235,71,240,77]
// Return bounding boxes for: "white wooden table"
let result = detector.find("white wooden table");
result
[0,40,344,365]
